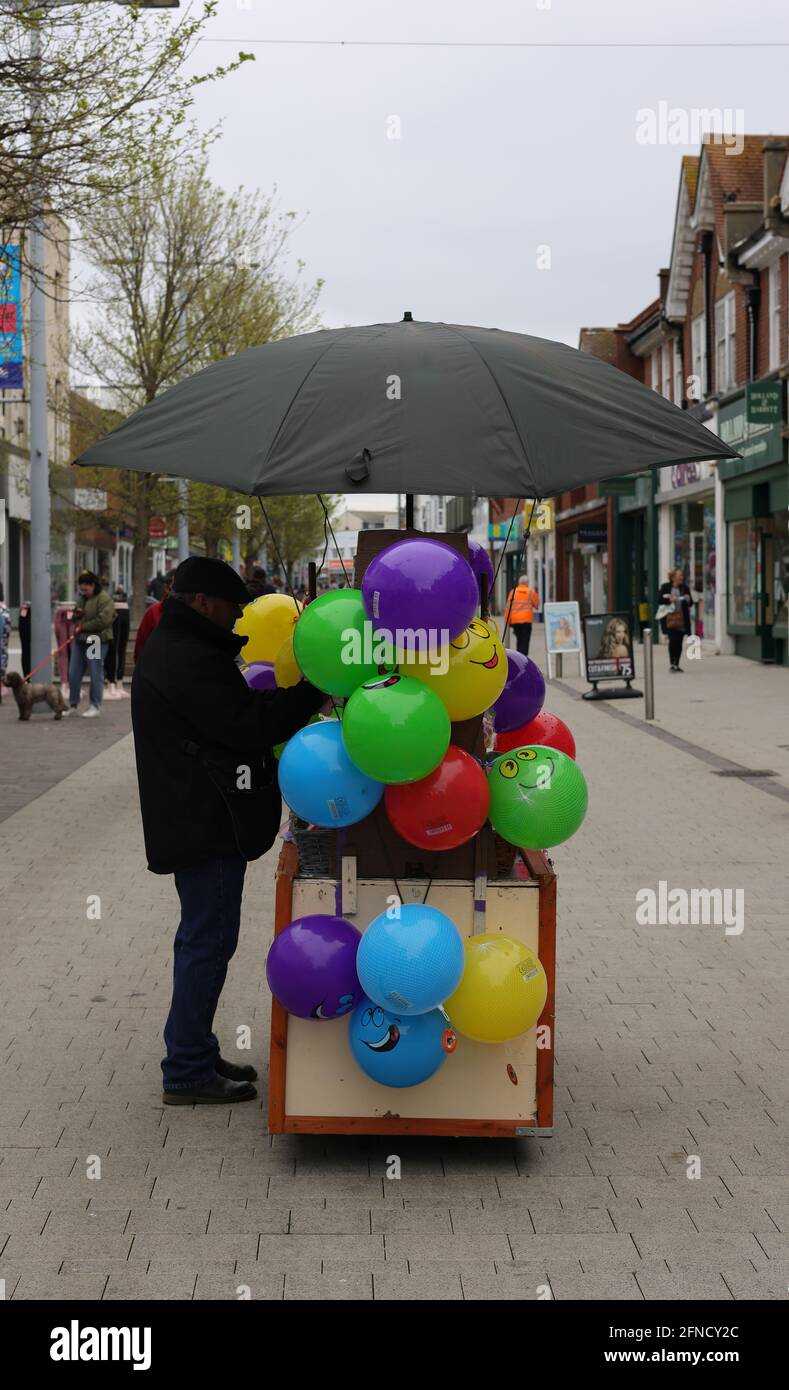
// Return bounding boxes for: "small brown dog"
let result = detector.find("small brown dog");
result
[4,671,67,720]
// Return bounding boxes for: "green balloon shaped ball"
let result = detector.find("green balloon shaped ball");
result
[488,745,588,849]
[342,673,451,784]
[293,589,395,698]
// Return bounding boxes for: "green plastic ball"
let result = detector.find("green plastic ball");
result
[488,745,588,849]
[293,589,395,698]
[342,673,451,784]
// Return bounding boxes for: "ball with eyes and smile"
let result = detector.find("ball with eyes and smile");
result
[348,997,456,1087]
[399,617,508,722]
[487,745,588,849]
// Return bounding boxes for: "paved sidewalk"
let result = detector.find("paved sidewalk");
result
[527,623,789,797]
[1,664,788,1300]
[0,690,132,822]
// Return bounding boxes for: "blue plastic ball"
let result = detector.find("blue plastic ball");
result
[348,996,455,1088]
[357,903,465,1015]
[278,720,384,828]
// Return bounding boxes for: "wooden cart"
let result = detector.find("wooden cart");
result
[267,841,555,1139]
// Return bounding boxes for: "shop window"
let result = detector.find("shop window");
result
[715,293,736,393]
[728,520,759,626]
[769,261,782,370]
[661,344,672,399]
[650,350,660,393]
[691,313,707,397]
[674,348,684,405]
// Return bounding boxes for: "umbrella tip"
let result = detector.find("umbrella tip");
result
[402,310,413,322]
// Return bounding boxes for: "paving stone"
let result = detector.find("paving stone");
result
[193,1271,284,1300]
[11,1273,109,1300]
[284,1271,373,1300]
[372,1270,463,1300]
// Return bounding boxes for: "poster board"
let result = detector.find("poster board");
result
[543,600,582,679]
[582,611,636,684]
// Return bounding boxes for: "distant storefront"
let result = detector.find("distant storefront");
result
[656,460,717,642]
[718,382,788,665]
[556,502,610,617]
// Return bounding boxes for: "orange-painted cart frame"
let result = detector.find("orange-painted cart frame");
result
[267,842,556,1139]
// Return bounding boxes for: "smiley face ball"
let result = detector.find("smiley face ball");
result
[348,997,456,1087]
[488,745,588,849]
[266,915,363,1021]
[400,617,508,721]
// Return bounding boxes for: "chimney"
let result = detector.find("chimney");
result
[763,138,789,234]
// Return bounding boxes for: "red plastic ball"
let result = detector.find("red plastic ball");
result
[495,710,577,759]
[384,745,490,851]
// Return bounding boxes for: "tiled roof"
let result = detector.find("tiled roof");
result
[702,134,769,217]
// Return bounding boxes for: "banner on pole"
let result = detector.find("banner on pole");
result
[0,245,23,389]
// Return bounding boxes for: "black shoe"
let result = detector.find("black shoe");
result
[675,665,684,673]
[216,1055,258,1082]
[162,1071,257,1105]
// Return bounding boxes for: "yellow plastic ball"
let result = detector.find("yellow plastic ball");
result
[234,593,302,664]
[445,934,547,1043]
[399,617,508,721]
[275,633,302,688]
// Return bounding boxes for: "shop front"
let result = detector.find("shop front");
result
[718,384,788,665]
[656,461,717,642]
[556,503,610,617]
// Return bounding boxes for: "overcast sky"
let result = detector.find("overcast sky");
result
[181,0,789,347]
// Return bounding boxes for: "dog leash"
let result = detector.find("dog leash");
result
[20,634,76,683]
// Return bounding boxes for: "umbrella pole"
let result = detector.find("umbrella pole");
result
[405,495,414,529]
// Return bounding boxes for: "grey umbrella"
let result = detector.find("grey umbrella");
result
[74,317,738,494]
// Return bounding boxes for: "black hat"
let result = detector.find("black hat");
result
[172,556,249,606]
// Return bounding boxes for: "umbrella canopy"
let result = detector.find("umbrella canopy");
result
[74,317,738,496]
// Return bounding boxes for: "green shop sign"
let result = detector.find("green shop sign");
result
[718,386,786,480]
[746,380,784,425]
[599,474,638,497]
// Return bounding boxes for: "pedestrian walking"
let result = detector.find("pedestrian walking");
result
[658,567,692,672]
[133,571,175,663]
[68,571,115,717]
[244,566,275,601]
[131,556,324,1106]
[504,572,540,657]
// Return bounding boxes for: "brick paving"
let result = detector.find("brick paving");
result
[0,686,132,822]
[1,643,788,1301]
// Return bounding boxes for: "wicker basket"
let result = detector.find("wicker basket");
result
[290,818,338,878]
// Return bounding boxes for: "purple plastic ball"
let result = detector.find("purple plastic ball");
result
[467,538,495,595]
[242,661,276,691]
[266,914,363,1021]
[492,650,546,732]
[361,538,478,643]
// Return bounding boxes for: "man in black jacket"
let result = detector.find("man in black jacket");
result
[132,556,323,1105]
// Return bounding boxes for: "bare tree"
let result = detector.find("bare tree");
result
[73,162,323,622]
[1,0,252,257]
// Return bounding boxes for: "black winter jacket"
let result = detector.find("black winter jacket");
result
[131,599,323,873]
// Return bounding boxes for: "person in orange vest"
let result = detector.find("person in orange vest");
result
[504,573,540,657]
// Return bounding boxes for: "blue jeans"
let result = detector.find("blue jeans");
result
[162,857,247,1090]
[69,638,108,707]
